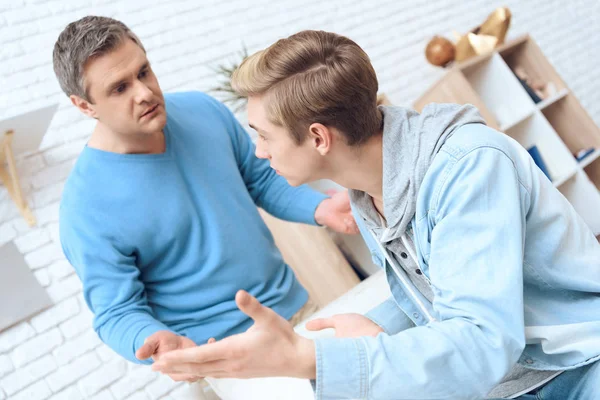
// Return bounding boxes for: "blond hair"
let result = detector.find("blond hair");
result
[232,30,381,146]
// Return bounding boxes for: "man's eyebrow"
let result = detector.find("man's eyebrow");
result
[106,63,150,92]
[248,123,267,133]
[139,62,149,73]
[107,78,126,92]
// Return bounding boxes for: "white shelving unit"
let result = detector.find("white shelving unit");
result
[415,35,600,235]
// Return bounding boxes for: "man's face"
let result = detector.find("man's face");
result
[75,38,166,136]
[247,95,324,187]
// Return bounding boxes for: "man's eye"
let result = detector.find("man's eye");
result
[115,84,127,93]
[139,70,147,79]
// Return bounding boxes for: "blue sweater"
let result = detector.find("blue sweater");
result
[60,92,326,363]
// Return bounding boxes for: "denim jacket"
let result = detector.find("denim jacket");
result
[313,123,600,399]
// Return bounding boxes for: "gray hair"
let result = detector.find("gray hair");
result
[53,16,146,102]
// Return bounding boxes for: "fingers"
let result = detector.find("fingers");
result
[154,358,228,377]
[168,373,203,382]
[154,337,218,382]
[235,290,275,324]
[344,217,359,234]
[154,338,231,367]
[136,337,159,360]
[305,318,336,332]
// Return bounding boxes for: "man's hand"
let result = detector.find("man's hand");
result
[306,313,384,338]
[151,291,317,380]
[136,330,198,382]
[314,190,359,234]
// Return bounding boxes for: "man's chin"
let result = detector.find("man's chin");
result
[143,113,167,132]
[282,176,306,187]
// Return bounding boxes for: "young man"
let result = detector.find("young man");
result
[153,30,600,399]
[54,17,359,384]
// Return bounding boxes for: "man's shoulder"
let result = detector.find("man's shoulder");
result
[164,91,240,146]
[442,123,518,161]
[164,91,226,116]
[60,150,132,221]
[419,124,532,213]
[60,158,104,222]
[165,90,211,102]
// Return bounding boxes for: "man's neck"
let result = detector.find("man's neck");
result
[88,122,165,155]
[329,133,384,202]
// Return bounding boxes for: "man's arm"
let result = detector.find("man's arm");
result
[363,297,414,335]
[60,207,174,364]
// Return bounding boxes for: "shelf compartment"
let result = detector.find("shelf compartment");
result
[536,88,569,111]
[541,94,600,156]
[584,154,600,191]
[505,112,577,184]
[462,53,536,132]
[579,149,600,169]
[500,37,568,105]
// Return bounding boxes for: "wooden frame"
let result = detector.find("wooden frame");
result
[0,130,36,226]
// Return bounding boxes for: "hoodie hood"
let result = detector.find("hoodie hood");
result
[350,103,486,242]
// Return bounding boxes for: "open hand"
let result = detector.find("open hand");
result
[314,190,359,234]
[151,291,317,380]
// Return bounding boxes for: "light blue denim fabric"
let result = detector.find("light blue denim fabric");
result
[313,124,600,399]
[501,360,599,400]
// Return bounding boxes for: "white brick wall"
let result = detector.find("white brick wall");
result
[1,0,599,399]
[30,297,79,334]
[0,355,14,380]
[10,328,63,368]
[0,354,56,396]
[52,329,101,366]
[78,359,128,398]
[0,323,36,353]
[48,386,84,400]
[45,352,101,393]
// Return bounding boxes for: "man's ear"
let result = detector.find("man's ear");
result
[308,123,333,156]
[70,94,98,119]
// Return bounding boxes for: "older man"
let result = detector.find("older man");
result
[54,16,357,389]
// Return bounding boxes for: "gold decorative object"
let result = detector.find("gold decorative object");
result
[455,7,511,62]
[425,36,456,67]
[479,7,512,45]
[425,7,512,67]
[454,32,498,62]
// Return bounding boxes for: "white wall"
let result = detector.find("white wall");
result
[1,0,599,399]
